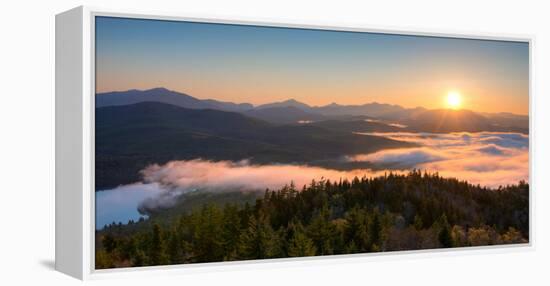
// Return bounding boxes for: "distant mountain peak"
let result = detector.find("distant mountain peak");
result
[279,98,309,106]
[255,98,312,110]
[96,87,253,112]
[147,87,170,91]
[144,87,174,93]
[284,98,300,103]
[362,102,403,108]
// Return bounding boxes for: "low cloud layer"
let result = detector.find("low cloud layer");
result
[137,132,528,209]
[348,132,529,188]
[97,132,528,224]
[141,159,393,193]
[131,160,401,212]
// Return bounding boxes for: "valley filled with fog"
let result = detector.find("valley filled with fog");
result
[95,88,529,228]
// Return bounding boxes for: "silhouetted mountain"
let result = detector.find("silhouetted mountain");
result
[404,109,495,133]
[96,88,253,112]
[314,102,416,118]
[201,99,254,112]
[245,106,326,124]
[95,102,413,190]
[482,112,529,130]
[375,106,428,121]
[95,88,528,134]
[255,99,314,112]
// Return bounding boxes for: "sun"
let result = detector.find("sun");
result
[446,91,462,110]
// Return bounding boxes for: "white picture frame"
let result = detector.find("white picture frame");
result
[55,5,534,280]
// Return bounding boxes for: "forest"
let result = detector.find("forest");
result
[95,171,529,269]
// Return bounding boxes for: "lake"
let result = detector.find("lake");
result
[95,183,165,229]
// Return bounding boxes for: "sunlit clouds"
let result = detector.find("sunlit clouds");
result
[129,132,528,202]
[135,132,528,209]
[140,159,398,193]
[97,132,528,219]
[347,132,528,188]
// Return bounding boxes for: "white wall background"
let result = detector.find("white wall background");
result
[0,0,548,284]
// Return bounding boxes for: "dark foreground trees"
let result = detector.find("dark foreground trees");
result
[96,171,529,269]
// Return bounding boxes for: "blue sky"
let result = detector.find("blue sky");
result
[95,16,529,114]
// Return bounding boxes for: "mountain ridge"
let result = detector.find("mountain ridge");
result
[96,88,528,132]
[96,87,254,112]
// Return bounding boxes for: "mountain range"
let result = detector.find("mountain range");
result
[96,87,253,112]
[96,88,529,133]
[95,88,528,190]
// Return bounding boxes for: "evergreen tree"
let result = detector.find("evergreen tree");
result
[120,237,137,261]
[149,223,169,265]
[343,207,368,252]
[238,214,281,259]
[102,234,117,253]
[307,205,337,255]
[368,209,382,251]
[221,204,242,260]
[94,171,529,268]
[437,214,453,248]
[167,228,184,264]
[288,222,316,257]
[132,249,147,267]
[192,205,224,262]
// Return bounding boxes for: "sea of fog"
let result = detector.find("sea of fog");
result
[96,131,528,229]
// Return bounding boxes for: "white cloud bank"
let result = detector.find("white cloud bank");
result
[97,131,528,222]
[140,132,528,194]
[348,132,528,188]
[141,159,396,193]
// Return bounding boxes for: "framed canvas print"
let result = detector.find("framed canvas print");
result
[55,6,532,280]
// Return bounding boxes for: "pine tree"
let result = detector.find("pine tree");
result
[94,171,529,267]
[307,204,336,255]
[149,223,168,265]
[132,249,147,267]
[368,209,382,251]
[343,207,368,251]
[192,204,224,262]
[437,214,453,248]
[222,204,242,260]
[238,213,281,259]
[287,222,316,257]
[120,237,137,261]
[102,234,117,253]
[167,228,183,264]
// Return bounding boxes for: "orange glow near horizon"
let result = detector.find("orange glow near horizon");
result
[95,17,530,116]
[95,76,529,115]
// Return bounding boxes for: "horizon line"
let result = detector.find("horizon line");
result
[95,86,529,116]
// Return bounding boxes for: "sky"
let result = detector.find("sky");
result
[95,16,529,115]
